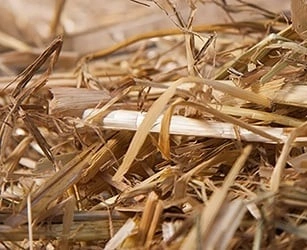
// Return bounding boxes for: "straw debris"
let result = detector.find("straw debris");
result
[1,0,307,249]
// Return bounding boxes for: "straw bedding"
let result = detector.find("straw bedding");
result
[1,0,307,249]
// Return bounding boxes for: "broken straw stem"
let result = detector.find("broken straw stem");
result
[82,109,305,144]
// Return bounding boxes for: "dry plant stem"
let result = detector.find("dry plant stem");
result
[135,77,307,110]
[113,167,175,204]
[205,199,246,249]
[0,49,77,75]
[181,145,252,249]
[0,72,76,90]
[49,87,112,116]
[215,25,295,80]
[178,151,237,183]
[129,0,150,7]
[112,77,183,182]
[1,136,32,176]
[5,143,98,227]
[81,22,266,61]
[275,221,307,241]
[158,98,183,159]
[0,30,31,51]
[84,109,305,143]
[22,110,55,163]
[27,193,33,250]
[136,77,271,107]
[104,218,136,250]
[49,0,67,37]
[185,31,196,76]
[84,86,132,124]
[260,50,300,84]
[7,36,62,97]
[215,105,302,127]
[146,200,163,248]
[0,216,126,241]
[187,77,271,107]
[137,192,162,247]
[80,131,133,184]
[156,98,279,164]
[60,196,75,249]
[184,7,197,76]
[184,101,280,143]
[270,122,307,192]
[0,36,62,161]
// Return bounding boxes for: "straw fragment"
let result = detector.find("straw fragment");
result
[83,109,302,143]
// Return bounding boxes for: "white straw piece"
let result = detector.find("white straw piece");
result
[82,109,307,144]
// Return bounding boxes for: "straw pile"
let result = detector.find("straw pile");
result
[1,0,307,249]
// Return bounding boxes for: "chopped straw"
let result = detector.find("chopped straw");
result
[1,0,307,249]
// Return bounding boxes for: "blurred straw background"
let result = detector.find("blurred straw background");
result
[0,0,290,54]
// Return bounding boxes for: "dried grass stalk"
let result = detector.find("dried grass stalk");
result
[83,109,306,143]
